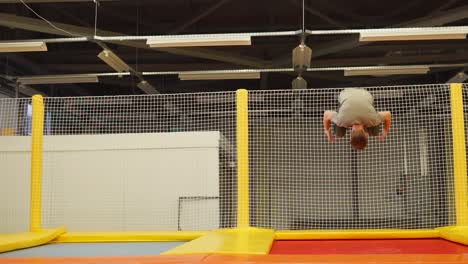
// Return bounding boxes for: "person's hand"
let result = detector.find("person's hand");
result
[378,111,392,141]
[326,129,335,142]
[379,131,387,141]
[323,111,336,143]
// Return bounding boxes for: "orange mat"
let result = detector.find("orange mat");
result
[271,239,468,254]
[2,254,468,264]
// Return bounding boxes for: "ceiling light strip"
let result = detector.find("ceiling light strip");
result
[307,26,468,35]
[344,67,429,76]
[0,42,47,53]
[179,72,261,80]
[96,30,302,41]
[17,74,99,85]
[12,63,467,83]
[0,26,466,46]
[147,35,252,48]
[144,64,467,76]
[0,37,88,44]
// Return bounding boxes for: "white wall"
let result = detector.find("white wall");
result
[41,131,221,231]
[0,136,31,233]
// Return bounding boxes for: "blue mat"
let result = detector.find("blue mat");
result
[0,242,185,257]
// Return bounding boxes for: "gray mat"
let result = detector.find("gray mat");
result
[0,242,185,257]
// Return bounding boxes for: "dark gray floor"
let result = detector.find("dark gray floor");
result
[0,242,185,257]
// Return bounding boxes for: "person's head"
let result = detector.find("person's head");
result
[350,124,368,150]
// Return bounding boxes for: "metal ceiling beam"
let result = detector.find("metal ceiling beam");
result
[170,0,232,34]
[290,0,346,29]
[97,6,155,30]
[0,74,43,96]
[93,40,160,94]
[49,4,91,28]
[18,84,44,96]
[314,5,468,58]
[43,51,468,72]
[45,63,234,72]
[0,0,117,3]
[273,5,468,66]
[296,71,422,87]
[304,1,372,25]
[5,54,90,95]
[405,6,468,27]
[311,52,468,67]
[346,42,468,53]
[310,0,425,25]
[426,0,459,17]
[447,71,468,83]
[157,47,268,67]
[0,12,94,36]
[0,12,270,68]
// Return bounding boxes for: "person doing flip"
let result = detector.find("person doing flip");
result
[323,88,392,150]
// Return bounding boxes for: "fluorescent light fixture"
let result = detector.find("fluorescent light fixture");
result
[0,41,47,53]
[17,74,99,85]
[137,80,159,94]
[359,30,468,42]
[179,72,260,80]
[147,35,251,48]
[97,49,131,72]
[344,66,429,76]
[448,72,468,83]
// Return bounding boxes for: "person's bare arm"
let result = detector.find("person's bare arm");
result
[379,111,392,141]
[323,111,336,142]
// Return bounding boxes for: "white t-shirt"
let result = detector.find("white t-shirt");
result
[330,88,383,127]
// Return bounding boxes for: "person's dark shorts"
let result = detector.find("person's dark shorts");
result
[332,123,381,137]
[366,125,381,136]
[332,123,347,138]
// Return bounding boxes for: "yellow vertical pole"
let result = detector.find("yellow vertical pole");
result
[450,83,468,226]
[236,89,250,228]
[30,95,44,231]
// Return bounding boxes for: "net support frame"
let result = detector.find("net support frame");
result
[236,89,250,228]
[0,95,65,254]
[30,95,44,232]
[271,84,468,244]
[5,85,468,249]
[164,89,275,255]
[449,83,468,226]
[25,93,210,243]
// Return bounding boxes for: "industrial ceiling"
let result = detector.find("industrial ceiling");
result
[0,0,467,97]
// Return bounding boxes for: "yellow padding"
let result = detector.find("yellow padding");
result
[236,89,250,228]
[0,227,66,253]
[53,231,205,243]
[438,226,468,246]
[162,227,274,255]
[275,229,439,240]
[450,83,468,226]
[30,95,44,232]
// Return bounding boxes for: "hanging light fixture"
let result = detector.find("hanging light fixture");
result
[291,0,310,89]
[97,49,131,73]
[292,75,308,89]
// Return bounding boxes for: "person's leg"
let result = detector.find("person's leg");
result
[333,123,347,138]
[366,125,381,137]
